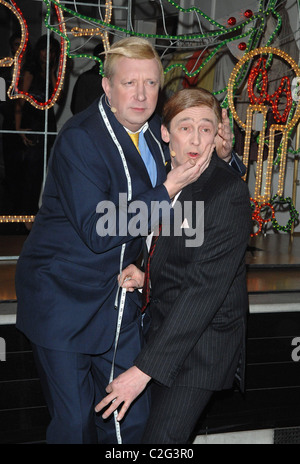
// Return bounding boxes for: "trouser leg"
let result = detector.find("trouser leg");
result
[141,383,213,444]
[32,344,98,444]
[92,313,151,444]
[31,310,150,444]
[31,314,151,444]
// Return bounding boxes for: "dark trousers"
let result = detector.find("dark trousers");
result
[141,383,213,444]
[31,321,151,444]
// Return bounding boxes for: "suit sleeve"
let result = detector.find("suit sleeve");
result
[135,178,252,387]
[229,151,246,176]
[50,126,171,253]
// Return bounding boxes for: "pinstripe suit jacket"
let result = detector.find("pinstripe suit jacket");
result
[135,152,252,391]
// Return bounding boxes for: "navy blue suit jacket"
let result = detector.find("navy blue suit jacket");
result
[16,96,170,354]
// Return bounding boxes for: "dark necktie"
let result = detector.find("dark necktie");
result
[141,225,162,313]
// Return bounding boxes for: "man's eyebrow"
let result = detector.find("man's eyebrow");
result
[176,117,215,124]
[200,118,215,124]
[176,117,192,124]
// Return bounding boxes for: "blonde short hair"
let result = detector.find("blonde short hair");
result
[104,37,164,88]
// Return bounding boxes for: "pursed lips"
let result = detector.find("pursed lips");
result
[187,152,201,158]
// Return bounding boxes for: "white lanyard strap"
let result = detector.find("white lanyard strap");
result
[98,98,132,201]
[98,97,133,444]
[147,126,166,165]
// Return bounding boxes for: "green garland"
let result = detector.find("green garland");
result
[44,0,279,82]
[270,195,299,232]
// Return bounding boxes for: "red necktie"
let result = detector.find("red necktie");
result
[141,225,161,313]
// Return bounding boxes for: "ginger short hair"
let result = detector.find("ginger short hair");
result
[162,88,222,130]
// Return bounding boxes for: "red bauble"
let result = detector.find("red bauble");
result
[238,42,247,51]
[244,9,253,18]
[227,16,237,26]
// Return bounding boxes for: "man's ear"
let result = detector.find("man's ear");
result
[161,125,170,143]
[102,77,111,100]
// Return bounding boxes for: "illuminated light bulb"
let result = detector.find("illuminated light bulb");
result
[1,0,68,110]
[70,0,112,52]
[0,57,14,67]
[228,47,300,206]
[0,215,35,223]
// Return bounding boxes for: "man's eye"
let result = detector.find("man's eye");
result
[147,80,158,86]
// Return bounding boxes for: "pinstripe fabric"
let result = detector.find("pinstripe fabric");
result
[135,152,252,393]
[141,383,213,444]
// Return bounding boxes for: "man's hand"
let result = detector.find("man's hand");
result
[118,264,144,292]
[95,366,151,422]
[215,108,233,162]
[164,143,214,199]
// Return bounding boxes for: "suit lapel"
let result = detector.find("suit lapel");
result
[100,96,167,188]
[100,96,153,187]
[144,127,167,186]
[149,229,172,286]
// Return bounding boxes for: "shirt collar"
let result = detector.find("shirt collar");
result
[125,122,149,135]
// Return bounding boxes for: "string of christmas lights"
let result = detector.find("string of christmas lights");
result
[228,47,300,206]
[1,1,299,231]
[270,195,299,232]
[250,197,276,237]
[0,0,69,109]
[0,216,35,224]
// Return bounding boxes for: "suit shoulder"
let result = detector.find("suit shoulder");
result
[196,157,250,207]
[60,100,100,133]
[215,157,248,190]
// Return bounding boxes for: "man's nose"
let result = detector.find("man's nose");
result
[191,130,201,145]
[135,82,146,101]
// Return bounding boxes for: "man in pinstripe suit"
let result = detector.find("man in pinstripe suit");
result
[96,88,252,444]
